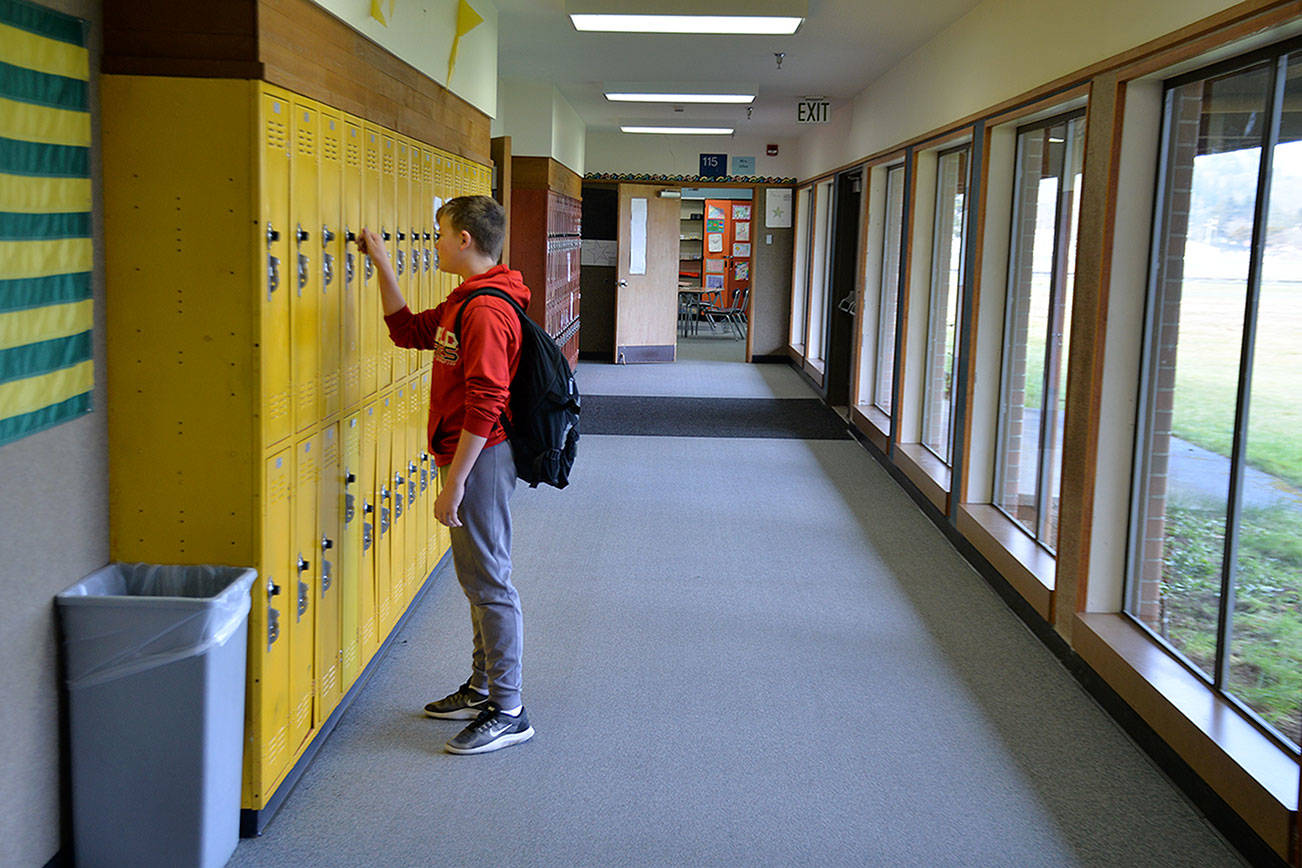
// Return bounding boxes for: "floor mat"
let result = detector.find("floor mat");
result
[581,396,851,439]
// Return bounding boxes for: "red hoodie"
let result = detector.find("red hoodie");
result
[384,265,532,466]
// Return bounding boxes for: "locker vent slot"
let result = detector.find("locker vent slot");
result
[266,116,287,152]
[322,130,339,163]
[296,120,315,157]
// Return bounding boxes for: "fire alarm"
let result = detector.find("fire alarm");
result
[766,144,779,156]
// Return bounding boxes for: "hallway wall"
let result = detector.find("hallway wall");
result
[796,0,1250,179]
[0,4,106,864]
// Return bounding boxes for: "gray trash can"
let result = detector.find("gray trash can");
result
[56,563,257,868]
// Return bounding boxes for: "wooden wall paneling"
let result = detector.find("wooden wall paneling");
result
[1054,71,1124,638]
[492,136,512,263]
[103,0,260,77]
[509,187,549,323]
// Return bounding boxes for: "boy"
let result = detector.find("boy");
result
[354,195,533,755]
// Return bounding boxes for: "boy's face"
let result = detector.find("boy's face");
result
[434,214,469,276]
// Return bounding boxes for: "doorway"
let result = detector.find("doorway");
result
[823,169,863,407]
[676,189,753,363]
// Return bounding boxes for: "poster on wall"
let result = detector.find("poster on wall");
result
[732,243,751,258]
[705,274,725,290]
[732,204,751,221]
[705,258,724,273]
[707,204,726,220]
[705,218,725,233]
[734,221,750,242]
[707,234,724,253]
[734,261,750,281]
[766,188,793,228]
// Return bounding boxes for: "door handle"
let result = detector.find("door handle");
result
[617,280,628,288]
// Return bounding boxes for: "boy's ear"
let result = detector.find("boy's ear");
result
[459,229,473,251]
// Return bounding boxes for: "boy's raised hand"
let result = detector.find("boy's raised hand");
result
[354,228,392,273]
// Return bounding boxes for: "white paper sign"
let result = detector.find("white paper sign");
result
[707,233,723,253]
[630,198,647,275]
[766,188,793,228]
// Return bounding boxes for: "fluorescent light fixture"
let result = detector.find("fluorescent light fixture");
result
[606,92,755,104]
[572,14,802,34]
[621,125,734,135]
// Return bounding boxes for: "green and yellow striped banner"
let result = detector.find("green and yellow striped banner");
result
[0,0,91,447]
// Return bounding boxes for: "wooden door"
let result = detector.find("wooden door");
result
[615,184,679,363]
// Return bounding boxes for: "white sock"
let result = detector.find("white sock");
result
[468,684,488,696]
[499,705,522,717]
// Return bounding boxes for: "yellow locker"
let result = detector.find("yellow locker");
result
[290,98,320,433]
[291,435,319,751]
[406,374,426,596]
[361,124,382,399]
[394,138,411,382]
[341,116,363,411]
[375,390,395,635]
[380,133,398,389]
[391,381,412,607]
[419,145,434,325]
[317,424,343,719]
[244,448,293,807]
[409,141,426,370]
[261,88,293,447]
[340,412,362,691]
[319,109,343,420]
[360,400,380,660]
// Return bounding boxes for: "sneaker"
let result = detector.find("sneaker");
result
[423,682,492,720]
[444,704,534,755]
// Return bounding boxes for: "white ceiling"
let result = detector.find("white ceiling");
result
[493,0,985,138]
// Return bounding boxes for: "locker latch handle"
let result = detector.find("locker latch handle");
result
[420,452,429,462]
[408,462,417,474]
[345,470,357,484]
[321,535,334,551]
[423,231,430,241]
[296,224,310,243]
[322,226,335,246]
[268,256,280,300]
[381,228,391,241]
[380,485,390,501]
[266,223,280,244]
[363,500,374,514]
[297,555,310,574]
[345,229,356,243]
[267,578,282,598]
[396,230,406,241]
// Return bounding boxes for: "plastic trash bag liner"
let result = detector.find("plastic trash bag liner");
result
[57,563,256,689]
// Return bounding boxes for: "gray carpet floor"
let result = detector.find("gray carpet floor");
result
[228,361,1247,868]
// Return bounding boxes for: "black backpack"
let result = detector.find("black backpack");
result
[453,288,580,489]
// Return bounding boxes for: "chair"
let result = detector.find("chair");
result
[701,288,749,339]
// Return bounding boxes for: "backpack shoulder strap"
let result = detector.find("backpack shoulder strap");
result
[453,287,527,339]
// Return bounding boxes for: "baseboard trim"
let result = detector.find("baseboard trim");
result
[616,345,674,363]
[239,550,453,837]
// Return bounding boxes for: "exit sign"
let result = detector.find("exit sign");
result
[797,99,830,124]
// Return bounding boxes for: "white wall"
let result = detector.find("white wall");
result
[798,0,1244,179]
[585,129,801,179]
[309,0,498,117]
[494,79,587,175]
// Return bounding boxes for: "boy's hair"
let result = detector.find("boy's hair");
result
[436,195,505,261]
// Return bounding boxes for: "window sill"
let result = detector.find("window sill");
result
[1074,612,1299,857]
[851,403,889,452]
[894,442,950,512]
[956,504,1054,619]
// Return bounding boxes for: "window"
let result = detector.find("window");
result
[806,178,835,371]
[790,184,812,352]
[1127,44,1302,752]
[921,145,970,464]
[993,113,1086,549]
[874,165,906,416]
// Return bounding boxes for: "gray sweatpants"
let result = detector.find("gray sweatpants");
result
[442,441,522,710]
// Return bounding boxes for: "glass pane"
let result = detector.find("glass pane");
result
[1040,115,1088,547]
[875,166,905,415]
[790,185,811,350]
[807,179,835,365]
[922,147,969,464]
[1228,54,1302,749]
[1129,64,1270,679]
[995,125,1063,536]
